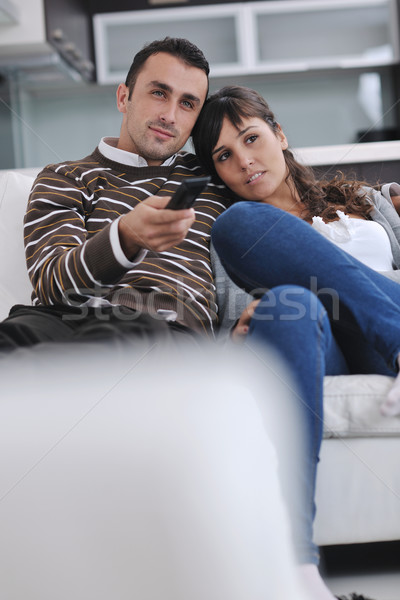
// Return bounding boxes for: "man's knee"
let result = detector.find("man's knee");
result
[0,305,72,350]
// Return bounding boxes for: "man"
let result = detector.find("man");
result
[0,37,231,349]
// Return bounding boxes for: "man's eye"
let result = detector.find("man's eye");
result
[152,90,165,98]
[181,100,194,110]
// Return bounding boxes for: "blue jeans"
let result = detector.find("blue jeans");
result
[212,201,400,564]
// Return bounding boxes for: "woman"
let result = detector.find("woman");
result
[192,85,400,600]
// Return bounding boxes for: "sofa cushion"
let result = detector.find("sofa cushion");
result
[323,374,400,437]
[0,171,37,321]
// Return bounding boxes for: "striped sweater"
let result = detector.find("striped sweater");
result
[24,148,231,336]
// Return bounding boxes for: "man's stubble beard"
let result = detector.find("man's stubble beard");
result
[130,116,182,164]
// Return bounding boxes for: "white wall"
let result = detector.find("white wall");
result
[18,84,120,167]
[210,67,396,150]
[14,65,396,169]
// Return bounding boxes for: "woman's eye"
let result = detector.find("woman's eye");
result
[246,135,258,144]
[218,151,230,162]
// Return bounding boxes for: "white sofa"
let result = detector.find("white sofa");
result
[1,167,400,550]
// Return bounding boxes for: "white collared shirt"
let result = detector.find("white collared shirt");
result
[99,137,177,167]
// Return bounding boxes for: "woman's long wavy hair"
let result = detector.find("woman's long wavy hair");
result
[192,86,373,222]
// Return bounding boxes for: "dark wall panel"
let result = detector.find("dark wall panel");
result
[88,0,242,14]
[44,0,96,81]
[313,161,400,186]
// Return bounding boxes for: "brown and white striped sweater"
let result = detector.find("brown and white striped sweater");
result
[23,148,231,336]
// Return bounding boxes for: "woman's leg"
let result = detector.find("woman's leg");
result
[246,285,346,600]
[245,285,348,566]
[212,202,400,374]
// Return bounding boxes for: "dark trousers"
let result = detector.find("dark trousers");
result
[0,304,196,352]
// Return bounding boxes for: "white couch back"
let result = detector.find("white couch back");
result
[0,169,41,321]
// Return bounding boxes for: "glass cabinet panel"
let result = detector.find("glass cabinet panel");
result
[94,6,242,84]
[254,0,396,70]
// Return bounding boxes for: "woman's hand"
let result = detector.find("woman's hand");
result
[231,298,261,343]
[391,195,400,216]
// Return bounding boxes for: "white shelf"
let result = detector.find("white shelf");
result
[93,0,398,84]
[295,140,400,166]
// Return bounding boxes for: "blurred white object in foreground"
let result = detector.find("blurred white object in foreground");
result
[0,339,308,600]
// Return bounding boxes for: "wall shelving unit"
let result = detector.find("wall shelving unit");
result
[93,0,399,84]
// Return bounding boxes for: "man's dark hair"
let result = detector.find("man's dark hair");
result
[124,37,210,98]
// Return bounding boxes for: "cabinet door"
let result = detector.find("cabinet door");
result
[94,4,244,84]
[251,0,399,72]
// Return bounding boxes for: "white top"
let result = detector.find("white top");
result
[311,210,394,272]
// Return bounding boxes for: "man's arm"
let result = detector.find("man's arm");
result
[24,168,194,307]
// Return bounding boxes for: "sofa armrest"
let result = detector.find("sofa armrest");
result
[0,171,39,320]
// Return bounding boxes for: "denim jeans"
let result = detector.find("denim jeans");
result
[212,201,400,564]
